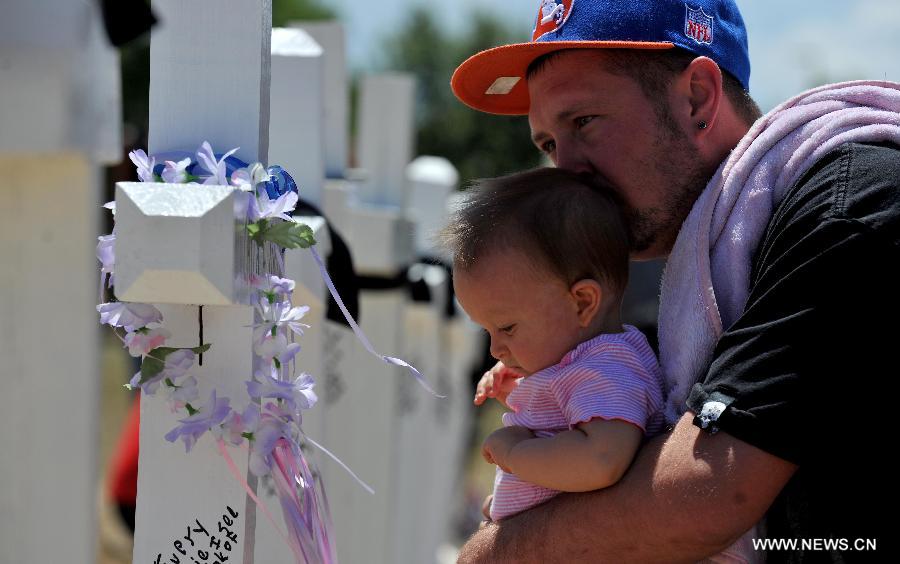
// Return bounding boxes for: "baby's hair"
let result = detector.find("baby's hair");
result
[441,167,630,296]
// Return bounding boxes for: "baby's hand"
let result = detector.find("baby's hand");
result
[474,361,523,407]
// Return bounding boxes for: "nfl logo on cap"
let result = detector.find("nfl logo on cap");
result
[533,0,575,41]
[451,0,751,115]
[685,4,714,45]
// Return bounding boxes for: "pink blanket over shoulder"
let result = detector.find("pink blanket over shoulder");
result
[659,80,900,424]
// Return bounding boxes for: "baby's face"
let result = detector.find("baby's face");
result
[454,249,586,376]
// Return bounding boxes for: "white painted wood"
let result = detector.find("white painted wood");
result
[322,178,354,236]
[0,0,121,161]
[415,193,482,562]
[320,291,406,564]
[148,0,272,164]
[135,305,259,564]
[283,217,330,329]
[407,156,459,258]
[343,204,416,276]
[0,3,118,563]
[130,2,276,563]
[114,183,279,306]
[429,314,481,560]
[0,154,100,564]
[356,73,416,207]
[396,265,449,564]
[253,218,331,563]
[267,25,329,441]
[269,28,325,206]
[292,22,348,179]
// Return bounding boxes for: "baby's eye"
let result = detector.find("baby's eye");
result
[500,324,516,335]
[575,115,595,128]
[540,139,556,154]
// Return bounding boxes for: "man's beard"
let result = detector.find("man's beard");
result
[624,110,714,255]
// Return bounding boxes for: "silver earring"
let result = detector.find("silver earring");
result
[698,121,708,130]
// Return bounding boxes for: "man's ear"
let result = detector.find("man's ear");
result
[673,56,723,136]
[570,279,603,328]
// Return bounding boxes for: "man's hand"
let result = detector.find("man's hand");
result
[482,425,534,472]
[474,361,523,407]
[457,413,797,563]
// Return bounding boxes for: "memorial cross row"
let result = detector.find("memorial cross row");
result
[104,2,437,563]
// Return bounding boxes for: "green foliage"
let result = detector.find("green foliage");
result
[248,219,317,249]
[134,344,212,387]
[262,221,317,249]
[272,0,336,27]
[381,8,541,187]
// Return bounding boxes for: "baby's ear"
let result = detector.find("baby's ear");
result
[569,279,603,327]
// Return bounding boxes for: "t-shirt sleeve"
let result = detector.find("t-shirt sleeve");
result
[551,351,662,432]
[686,142,900,465]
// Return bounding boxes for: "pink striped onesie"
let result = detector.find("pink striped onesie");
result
[489,325,666,521]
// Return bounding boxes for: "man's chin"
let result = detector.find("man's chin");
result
[629,248,668,261]
[626,216,679,261]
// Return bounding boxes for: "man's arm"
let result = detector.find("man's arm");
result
[484,419,642,492]
[458,413,797,563]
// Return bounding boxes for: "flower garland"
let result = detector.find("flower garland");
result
[97,141,347,562]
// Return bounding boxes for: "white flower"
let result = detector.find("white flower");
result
[195,141,238,186]
[97,302,163,332]
[253,332,301,364]
[129,149,156,182]
[162,158,192,183]
[231,162,269,192]
[253,299,310,343]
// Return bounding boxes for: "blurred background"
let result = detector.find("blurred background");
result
[2,1,899,563]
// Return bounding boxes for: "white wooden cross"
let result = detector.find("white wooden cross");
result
[0,1,120,563]
[306,72,417,564]
[113,1,325,562]
[400,155,471,564]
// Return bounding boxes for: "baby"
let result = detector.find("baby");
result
[442,167,666,522]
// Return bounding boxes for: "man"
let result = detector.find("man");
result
[450,1,899,562]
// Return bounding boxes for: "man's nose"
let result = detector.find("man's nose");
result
[554,140,593,174]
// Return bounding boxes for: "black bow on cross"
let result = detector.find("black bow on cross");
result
[99,0,157,47]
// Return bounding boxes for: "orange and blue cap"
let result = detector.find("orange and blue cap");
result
[451,0,750,115]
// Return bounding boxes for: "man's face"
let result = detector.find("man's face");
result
[527,50,710,259]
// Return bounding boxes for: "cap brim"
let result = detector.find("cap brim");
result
[451,40,674,116]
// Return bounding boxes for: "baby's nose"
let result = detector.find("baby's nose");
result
[489,339,507,361]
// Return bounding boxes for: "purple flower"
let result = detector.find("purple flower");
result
[97,302,163,331]
[248,416,289,476]
[97,233,115,287]
[161,158,192,183]
[128,370,143,392]
[246,370,317,412]
[195,141,238,186]
[216,404,260,446]
[162,349,195,380]
[164,390,231,452]
[131,348,195,395]
[250,275,295,298]
[164,375,199,409]
[123,326,171,357]
[248,186,298,222]
[128,149,156,182]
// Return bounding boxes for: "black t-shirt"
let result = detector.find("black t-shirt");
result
[686,142,900,563]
